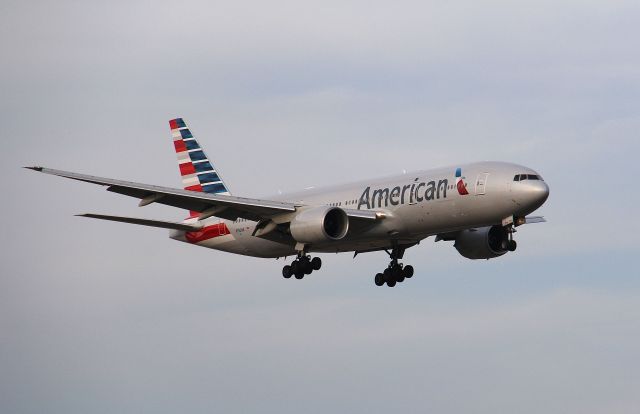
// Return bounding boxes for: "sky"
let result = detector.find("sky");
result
[1,0,640,413]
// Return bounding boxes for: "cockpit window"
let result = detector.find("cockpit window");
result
[514,174,543,181]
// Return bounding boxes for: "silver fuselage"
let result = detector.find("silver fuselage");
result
[170,161,549,257]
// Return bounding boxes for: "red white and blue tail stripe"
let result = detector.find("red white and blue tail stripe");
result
[169,118,231,196]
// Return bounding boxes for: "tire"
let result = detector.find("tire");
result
[282,265,292,278]
[374,273,384,286]
[294,271,304,279]
[508,240,517,251]
[383,268,392,282]
[290,260,299,275]
[303,260,313,275]
[311,257,322,271]
[393,266,404,282]
[403,265,414,278]
[387,279,396,287]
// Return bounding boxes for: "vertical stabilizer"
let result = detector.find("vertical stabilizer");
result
[169,118,231,196]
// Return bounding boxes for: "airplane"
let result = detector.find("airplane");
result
[26,118,549,287]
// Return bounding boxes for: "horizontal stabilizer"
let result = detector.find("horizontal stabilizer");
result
[76,213,203,231]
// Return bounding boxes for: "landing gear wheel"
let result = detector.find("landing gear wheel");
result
[302,259,313,275]
[290,260,300,275]
[282,265,292,279]
[294,272,304,279]
[507,240,517,251]
[393,266,405,283]
[311,257,322,271]
[403,265,414,278]
[383,268,392,283]
[376,246,416,287]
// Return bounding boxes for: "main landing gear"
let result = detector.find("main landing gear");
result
[374,246,414,287]
[282,255,322,280]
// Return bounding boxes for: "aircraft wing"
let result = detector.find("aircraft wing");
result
[27,167,382,224]
[27,166,297,222]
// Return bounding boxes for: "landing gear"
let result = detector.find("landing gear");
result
[282,254,322,280]
[374,246,415,287]
[504,225,517,252]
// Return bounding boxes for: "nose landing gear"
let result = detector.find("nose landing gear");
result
[503,225,517,252]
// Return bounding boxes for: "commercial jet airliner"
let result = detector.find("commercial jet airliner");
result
[27,118,549,287]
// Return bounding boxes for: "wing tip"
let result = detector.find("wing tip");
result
[24,166,43,172]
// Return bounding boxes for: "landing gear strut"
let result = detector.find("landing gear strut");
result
[503,225,517,252]
[374,245,414,287]
[282,253,322,280]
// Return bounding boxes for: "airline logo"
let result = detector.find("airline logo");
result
[357,168,472,210]
[455,167,469,195]
[169,118,230,195]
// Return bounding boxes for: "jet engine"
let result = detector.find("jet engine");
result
[290,206,349,244]
[454,225,511,260]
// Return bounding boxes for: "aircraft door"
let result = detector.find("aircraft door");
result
[475,173,489,195]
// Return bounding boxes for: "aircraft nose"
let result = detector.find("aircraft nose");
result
[523,180,549,209]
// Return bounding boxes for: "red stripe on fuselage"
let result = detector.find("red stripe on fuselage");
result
[185,223,231,243]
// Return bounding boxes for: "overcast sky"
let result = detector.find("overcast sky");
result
[2,1,640,413]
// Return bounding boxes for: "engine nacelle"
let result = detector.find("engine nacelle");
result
[290,206,349,244]
[454,225,509,260]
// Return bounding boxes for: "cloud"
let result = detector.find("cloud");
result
[2,0,639,413]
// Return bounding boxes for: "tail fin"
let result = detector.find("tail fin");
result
[169,118,231,196]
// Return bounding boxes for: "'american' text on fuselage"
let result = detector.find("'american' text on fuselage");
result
[358,178,449,209]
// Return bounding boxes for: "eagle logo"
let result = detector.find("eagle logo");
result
[455,168,469,195]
